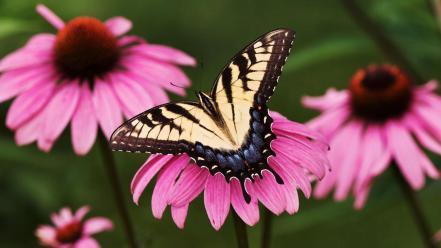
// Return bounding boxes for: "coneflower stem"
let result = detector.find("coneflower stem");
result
[261,209,273,248]
[392,165,436,248]
[341,0,425,84]
[98,132,139,248]
[232,211,249,248]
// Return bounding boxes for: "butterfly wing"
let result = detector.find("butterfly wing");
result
[110,102,240,154]
[211,29,295,105]
[211,29,295,146]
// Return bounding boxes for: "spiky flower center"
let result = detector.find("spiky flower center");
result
[349,64,412,121]
[55,221,83,244]
[54,17,119,79]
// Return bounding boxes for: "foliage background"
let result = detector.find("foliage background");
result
[0,0,441,247]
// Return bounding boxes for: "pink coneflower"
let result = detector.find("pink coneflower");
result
[35,206,113,248]
[302,64,441,208]
[434,229,441,243]
[0,4,195,155]
[131,111,330,230]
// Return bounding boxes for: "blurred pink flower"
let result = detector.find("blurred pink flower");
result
[35,206,112,248]
[131,111,330,230]
[0,4,195,155]
[303,64,441,208]
[435,228,441,243]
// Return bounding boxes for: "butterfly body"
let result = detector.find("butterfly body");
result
[111,29,295,202]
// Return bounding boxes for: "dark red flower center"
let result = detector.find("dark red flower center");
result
[54,17,119,79]
[55,221,83,244]
[349,64,412,121]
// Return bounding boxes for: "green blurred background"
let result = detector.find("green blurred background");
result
[1,0,441,247]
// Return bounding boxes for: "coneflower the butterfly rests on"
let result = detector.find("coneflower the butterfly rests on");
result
[111,29,330,230]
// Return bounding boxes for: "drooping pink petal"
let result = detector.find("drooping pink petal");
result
[14,109,44,146]
[354,183,370,210]
[92,78,123,138]
[313,121,361,199]
[35,225,57,246]
[0,65,55,103]
[105,16,132,36]
[6,79,56,129]
[171,205,189,229]
[131,154,175,205]
[37,82,81,152]
[36,4,65,30]
[269,154,311,198]
[252,171,286,215]
[204,173,230,230]
[83,217,113,235]
[355,125,389,192]
[334,121,363,201]
[109,73,154,118]
[117,35,145,47]
[230,178,259,226]
[151,155,189,218]
[386,121,425,189]
[129,44,196,66]
[302,88,349,111]
[406,113,441,155]
[169,164,209,207]
[418,149,440,179]
[269,157,299,214]
[74,238,100,248]
[413,103,441,142]
[124,72,170,105]
[75,206,90,221]
[71,84,98,155]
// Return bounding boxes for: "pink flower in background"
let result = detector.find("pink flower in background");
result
[435,228,441,243]
[303,64,440,208]
[131,111,330,230]
[0,4,195,155]
[35,206,113,248]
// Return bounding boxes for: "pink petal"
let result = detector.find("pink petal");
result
[129,44,196,66]
[386,121,425,189]
[269,154,311,198]
[59,208,74,223]
[305,106,350,138]
[169,164,209,207]
[151,155,189,218]
[230,178,259,226]
[75,206,90,221]
[74,238,100,248]
[6,79,56,129]
[406,115,441,155]
[0,65,55,103]
[92,78,123,138]
[14,110,44,146]
[36,4,65,30]
[83,217,113,235]
[204,173,230,230]
[334,121,363,201]
[105,17,132,36]
[121,56,190,96]
[35,225,57,246]
[171,205,189,229]
[252,171,286,215]
[131,154,175,205]
[37,82,81,152]
[110,73,154,118]
[354,183,370,210]
[434,229,441,242]
[71,84,98,155]
[124,72,170,105]
[0,47,52,71]
[302,88,349,111]
[22,33,56,51]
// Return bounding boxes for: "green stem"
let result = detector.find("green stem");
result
[98,132,139,248]
[261,209,273,248]
[392,165,436,248]
[341,0,425,84]
[232,211,249,248]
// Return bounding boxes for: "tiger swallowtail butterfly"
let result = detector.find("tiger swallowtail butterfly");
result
[111,29,295,202]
